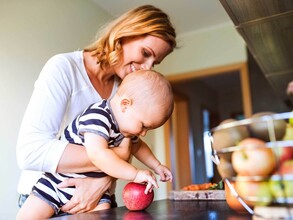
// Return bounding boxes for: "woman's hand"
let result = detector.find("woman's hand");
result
[59,176,113,214]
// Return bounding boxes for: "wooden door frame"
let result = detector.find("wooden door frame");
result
[165,62,252,118]
[164,62,252,190]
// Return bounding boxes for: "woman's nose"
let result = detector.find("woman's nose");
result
[140,130,147,137]
[140,60,154,70]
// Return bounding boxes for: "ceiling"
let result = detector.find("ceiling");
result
[91,0,232,35]
[219,0,293,107]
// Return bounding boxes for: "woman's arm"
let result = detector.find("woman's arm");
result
[60,138,133,214]
[57,140,134,173]
[16,54,97,173]
[56,143,97,173]
[16,54,132,214]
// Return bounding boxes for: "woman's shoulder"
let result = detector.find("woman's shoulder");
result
[46,51,83,68]
[38,51,85,85]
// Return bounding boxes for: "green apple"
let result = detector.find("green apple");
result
[248,112,287,141]
[283,124,293,140]
[269,160,293,203]
[269,176,293,203]
[217,157,236,178]
[289,111,293,126]
[212,119,249,152]
[290,118,293,126]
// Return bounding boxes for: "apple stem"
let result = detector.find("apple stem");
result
[241,151,248,159]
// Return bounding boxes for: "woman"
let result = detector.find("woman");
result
[16,4,176,215]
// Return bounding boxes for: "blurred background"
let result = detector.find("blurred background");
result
[1,0,292,218]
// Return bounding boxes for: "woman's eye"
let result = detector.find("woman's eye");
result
[142,49,151,57]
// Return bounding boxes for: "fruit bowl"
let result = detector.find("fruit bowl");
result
[209,111,293,219]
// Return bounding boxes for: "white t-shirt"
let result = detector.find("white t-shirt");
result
[16,51,120,194]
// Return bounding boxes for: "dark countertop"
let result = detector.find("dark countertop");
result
[51,199,253,220]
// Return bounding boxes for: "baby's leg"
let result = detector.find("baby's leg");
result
[91,192,112,211]
[91,202,111,211]
[16,194,55,220]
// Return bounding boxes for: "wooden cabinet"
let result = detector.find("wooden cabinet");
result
[219,0,293,105]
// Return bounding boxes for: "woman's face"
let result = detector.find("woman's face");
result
[114,35,172,79]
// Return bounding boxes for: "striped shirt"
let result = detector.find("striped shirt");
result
[32,99,138,213]
[64,100,124,147]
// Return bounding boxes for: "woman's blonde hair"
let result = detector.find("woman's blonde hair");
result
[84,5,176,70]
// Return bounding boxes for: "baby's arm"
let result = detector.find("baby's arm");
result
[132,139,173,182]
[84,133,158,192]
[111,138,132,162]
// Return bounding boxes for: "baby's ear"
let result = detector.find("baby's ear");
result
[120,97,132,112]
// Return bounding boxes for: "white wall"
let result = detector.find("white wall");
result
[0,0,246,218]
[156,23,246,75]
[0,0,111,218]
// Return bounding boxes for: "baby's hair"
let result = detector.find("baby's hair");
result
[117,70,174,119]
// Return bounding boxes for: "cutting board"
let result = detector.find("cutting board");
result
[169,190,226,200]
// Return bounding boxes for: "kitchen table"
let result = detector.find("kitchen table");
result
[51,199,253,219]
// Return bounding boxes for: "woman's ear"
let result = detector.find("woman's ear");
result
[120,97,132,112]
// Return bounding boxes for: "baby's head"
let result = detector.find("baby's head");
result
[115,69,174,136]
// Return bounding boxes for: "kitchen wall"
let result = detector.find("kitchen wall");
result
[0,0,111,218]
[156,23,246,75]
[0,0,246,218]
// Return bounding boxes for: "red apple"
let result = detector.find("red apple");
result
[231,138,276,176]
[224,181,252,213]
[276,146,293,165]
[122,182,154,211]
[279,159,293,174]
[235,176,273,207]
[123,210,152,220]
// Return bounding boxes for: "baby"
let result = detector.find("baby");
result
[17,69,174,219]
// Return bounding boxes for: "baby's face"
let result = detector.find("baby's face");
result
[117,102,167,138]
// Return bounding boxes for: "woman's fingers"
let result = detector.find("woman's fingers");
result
[59,177,113,214]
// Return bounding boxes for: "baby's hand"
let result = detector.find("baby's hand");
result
[133,170,158,194]
[154,164,173,182]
